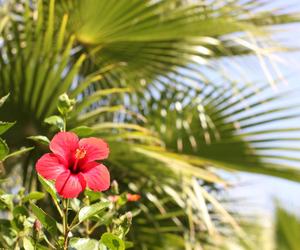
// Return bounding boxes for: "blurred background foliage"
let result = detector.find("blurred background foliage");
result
[0,0,300,249]
[275,206,300,250]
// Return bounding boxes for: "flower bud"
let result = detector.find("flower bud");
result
[18,187,25,196]
[111,180,119,194]
[108,195,119,202]
[57,93,76,116]
[117,212,132,237]
[34,219,42,232]
[127,193,141,202]
[125,211,132,224]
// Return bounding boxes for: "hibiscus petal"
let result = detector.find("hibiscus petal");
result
[36,153,67,180]
[79,161,99,172]
[79,137,109,162]
[50,132,79,165]
[82,163,110,192]
[55,170,86,198]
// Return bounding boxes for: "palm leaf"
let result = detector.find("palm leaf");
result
[0,0,299,249]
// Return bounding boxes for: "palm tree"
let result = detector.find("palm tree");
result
[0,0,299,249]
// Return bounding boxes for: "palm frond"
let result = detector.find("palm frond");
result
[0,0,299,249]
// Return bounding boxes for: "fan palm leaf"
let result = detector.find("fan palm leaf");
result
[0,0,299,249]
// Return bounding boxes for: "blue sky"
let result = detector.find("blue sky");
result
[226,0,300,216]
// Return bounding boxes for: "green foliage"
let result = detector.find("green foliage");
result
[70,238,100,250]
[2,147,34,161]
[0,189,38,249]
[0,174,135,249]
[0,121,15,135]
[0,0,299,249]
[44,115,65,132]
[0,138,9,160]
[78,202,110,223]
[0,193,13,210]
[275,206,300,250]
[71,126,95,137]
[101,233,125,250]
[38,175,60,203]
[30,203,58,237]
[27,135,50,146]
[22,237,35,250]
[0,94,32,163]
[0,93,10,108]
[0,94,11,161]
[22,191,45,203]
[57,93,76,116]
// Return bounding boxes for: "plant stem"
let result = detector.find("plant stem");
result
[63,115,67,132]
[13,237,19,250]
[84,198,90,235]
[43,235,56,249]
[52,196,64,217]
[69,213,79,230]
[62,199,69,250]
[87,221,101,235]
[85,219,90,236]
[61,114,69,249]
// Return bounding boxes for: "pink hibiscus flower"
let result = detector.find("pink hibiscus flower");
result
[36,132,110,198]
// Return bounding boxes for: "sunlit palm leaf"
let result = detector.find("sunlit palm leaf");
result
[0,0,299,249]
[275,206,300,250]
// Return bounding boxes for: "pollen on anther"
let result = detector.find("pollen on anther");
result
[75,148,86,159]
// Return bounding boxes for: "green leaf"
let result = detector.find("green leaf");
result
[13,205,29,217]
[35,243,49,250]
[22,192,45,203]
[27,135,50,145]
[0,138,9,160]
[3,147,34,161]
[0,194,13,210]
[91,211,114,226]
[70,198,81,212]
[275,206,300,250]
[84,189,102,202]
[100,233,125,250]
[0,122,15,135]
[44,115,65,131]
[1,1,300,249]
[78,201,110,223]
[23,237,34,250]
[99,243,107,250]
[38,175,60,203]
[30,203,58,237]
[125,241,134,249]
[69,238,99,250]
[0,219,14,247]
[0,93,9,108]
[71,126,94,137]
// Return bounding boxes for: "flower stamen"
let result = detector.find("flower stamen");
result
[73,148,86,172]
[75,148,86,159]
